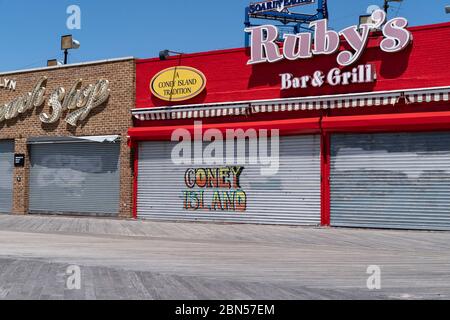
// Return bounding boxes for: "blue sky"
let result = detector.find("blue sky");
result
[0,0,448,72]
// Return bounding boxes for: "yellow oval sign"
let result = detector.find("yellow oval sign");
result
[150,66,207,102]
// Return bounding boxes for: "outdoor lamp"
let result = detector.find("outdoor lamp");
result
[61,35,80,65]
[159,49,184,61]
[446,6,450,14]
[359,14,374,26]
[47,59,62,67]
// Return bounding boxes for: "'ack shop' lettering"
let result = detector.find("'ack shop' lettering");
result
[0,77,110,127]
[245,10,412,67]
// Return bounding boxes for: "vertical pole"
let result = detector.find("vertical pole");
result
[132,140,139,220]
[321,124,331,227]
[317,0,327,19]
[244,7,251,47]
[64,49,69,65]
[168,54,183,103]
[384,0,389,14]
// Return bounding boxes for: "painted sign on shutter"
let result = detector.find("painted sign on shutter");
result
[183,166,248,212]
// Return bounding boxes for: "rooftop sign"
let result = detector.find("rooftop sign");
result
[245,10,412,67]
[249,0,315,14]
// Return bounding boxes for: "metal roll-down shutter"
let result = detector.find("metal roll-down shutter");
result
[137,135,321,225]
[29,139,121,216]
[331,132,450,231]
[0,140,14,214]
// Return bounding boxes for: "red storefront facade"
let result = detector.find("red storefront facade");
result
[129,21,450,230]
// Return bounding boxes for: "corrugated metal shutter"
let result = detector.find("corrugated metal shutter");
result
[137,135,321,225]
[29,141,120,216]
[0,140,14,214]
[331,132,450,231]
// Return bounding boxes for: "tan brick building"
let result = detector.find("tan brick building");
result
[0,57,135,218]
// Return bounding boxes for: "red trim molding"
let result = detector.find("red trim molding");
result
[129,117,321,141]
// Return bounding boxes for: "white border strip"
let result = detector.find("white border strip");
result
[0,57,134,76]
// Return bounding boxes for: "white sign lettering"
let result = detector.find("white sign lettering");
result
[245,10,412,66]
[248,0,315,14]
[280,64,376,90]
[0,78,17,91]
[0,77,110,127]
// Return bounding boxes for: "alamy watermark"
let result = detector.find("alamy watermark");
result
[66,5,81,30]
[171,121,280,176]
[366,265,382,290]
[66,265,82,290]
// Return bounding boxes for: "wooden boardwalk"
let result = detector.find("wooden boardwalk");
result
[0,215,449,300]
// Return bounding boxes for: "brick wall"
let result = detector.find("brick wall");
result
[0,58,135,218]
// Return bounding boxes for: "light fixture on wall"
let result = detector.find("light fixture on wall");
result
[446,6,450,14]
[159,49,184,61]
[61,35,80,65]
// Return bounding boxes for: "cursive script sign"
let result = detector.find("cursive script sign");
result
[0,77,110,126]
[245,10,412,67]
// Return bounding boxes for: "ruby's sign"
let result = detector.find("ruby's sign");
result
[245,10,412,90]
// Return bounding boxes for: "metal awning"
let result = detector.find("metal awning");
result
[132,86,450,121]
[133,104,251,121]
[27,135,121,145]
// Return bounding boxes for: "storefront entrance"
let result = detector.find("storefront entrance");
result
[0,140,14,214]
[330,132,450,230]
[137,135,322,225]
[28,137,121,216]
